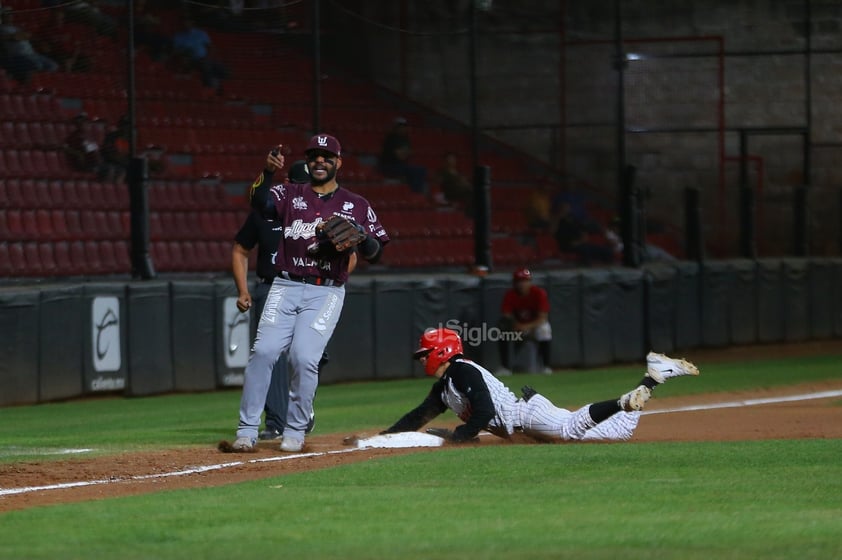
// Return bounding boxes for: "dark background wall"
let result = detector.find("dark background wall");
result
[2,258,840,407]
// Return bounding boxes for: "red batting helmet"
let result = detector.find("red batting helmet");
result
[413,328,464,376]
[513,267,532,282]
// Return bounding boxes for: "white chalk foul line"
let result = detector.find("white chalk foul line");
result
[0,448,359,497]
[2,390,841,498]
[642,389,842,415]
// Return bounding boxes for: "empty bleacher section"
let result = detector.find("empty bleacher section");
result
[0,1,640,280]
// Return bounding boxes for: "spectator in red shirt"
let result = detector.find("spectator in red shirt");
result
[496,267,552,376]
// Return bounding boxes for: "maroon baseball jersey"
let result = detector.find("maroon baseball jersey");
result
[259,179,389,284]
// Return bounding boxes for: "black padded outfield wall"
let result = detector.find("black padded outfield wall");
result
[445,275,484,364]
[830,260,842,338]
[611,268,645,363]
[82,283,127,396]
[0,289,39,406]
[673,261,702,349]
[700,261,731,347]
[643,263,678,355]
[756,259,785,344]
[546,270,583,367]
[326,277,375,383]
[580,269,614,366]
[783,259,809,343]
[171,280,217,392]
[729,259,758,346]
[808,259,836,339]
[41,285,85,402]
[478,273,514,372]
[370,276,414,380]
[4,258,842,406]
[126,282,174,396]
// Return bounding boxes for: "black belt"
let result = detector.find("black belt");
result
[260,277,274,285]
[280,272,343,287]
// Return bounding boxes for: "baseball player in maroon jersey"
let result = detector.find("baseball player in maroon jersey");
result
[381,328,699,443]
[229,134,389,453]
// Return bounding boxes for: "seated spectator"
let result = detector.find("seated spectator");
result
[99,115,131,182]
[524,181,556,233]
[553,201,615,266]
[378,117,428,195]
[0,7,59,84]
[62,112,103,174]
[435,151,472,214]
[133,0,172,62]
[41,0,116,38]
[32,8,91,73]
[171,17,229,92]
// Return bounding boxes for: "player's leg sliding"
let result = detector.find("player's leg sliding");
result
[576,352,700,441]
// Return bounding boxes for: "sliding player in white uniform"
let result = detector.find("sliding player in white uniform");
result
[382,328,699,442]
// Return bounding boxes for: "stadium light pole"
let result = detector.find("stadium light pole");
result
[126,0,155,279]
[469,0,491,271]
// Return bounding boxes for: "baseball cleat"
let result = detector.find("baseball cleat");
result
[280,437,304,452]
[305,411,316,435]
[619,386,651,412]
[258,428,283,440]
[232,436,256,451]
[646,352,699,384]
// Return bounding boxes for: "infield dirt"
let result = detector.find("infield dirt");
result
[2,341,841,512]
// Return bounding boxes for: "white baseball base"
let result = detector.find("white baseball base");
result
[355,432,445,449]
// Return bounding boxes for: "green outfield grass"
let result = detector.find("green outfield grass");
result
[0,352,841,559]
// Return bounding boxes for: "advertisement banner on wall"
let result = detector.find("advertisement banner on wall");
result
[83,284,128,394]
[216,279,249,386]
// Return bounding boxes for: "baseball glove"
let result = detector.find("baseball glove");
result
[317,214,367,252]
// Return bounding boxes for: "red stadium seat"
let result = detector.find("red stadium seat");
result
[53,240,72,274]
[38,242,57,276]
[5,209,24,239]
[7,241,26,275]
[47,180,67,209]
[4,178,24,206]
[0,243,10,276]
[69,240,87,275]
[50,210,70,240]
[99,240,118,273]
[84,240,104,274]
[35,209,53,240]
[64,210,84,240]
[23,241,43,276]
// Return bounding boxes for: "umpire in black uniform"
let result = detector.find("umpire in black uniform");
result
[232,160,328,439]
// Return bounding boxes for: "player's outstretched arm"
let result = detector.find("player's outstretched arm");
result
[381,391,446,434]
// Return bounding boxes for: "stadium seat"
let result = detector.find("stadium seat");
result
[64,210,84,240]
[7,241,26,276]
[35,209,53,240]
[69,240,87,276]
[84,240,104,275]
[53,240,72,275]
[4,209,23,240]
[4,178,24,207]
[23,241,43,276]
[38,242,57,276]
[0,243,10,276]
[98,240,119,273]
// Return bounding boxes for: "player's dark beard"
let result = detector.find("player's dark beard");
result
[308,162,337,186]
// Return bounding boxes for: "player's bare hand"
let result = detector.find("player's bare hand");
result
[265,144,285,172]
[236,293,252,313]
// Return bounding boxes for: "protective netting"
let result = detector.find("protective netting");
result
[1,0,840,280]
